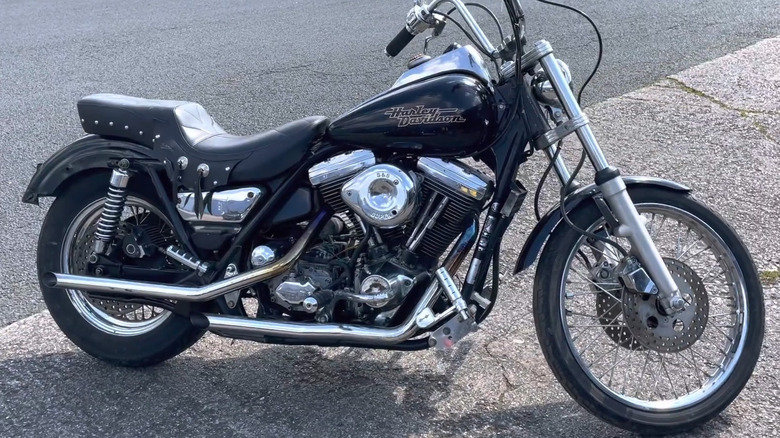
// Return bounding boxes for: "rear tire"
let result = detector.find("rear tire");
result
[37,172,204,367]
[533,187,764,434]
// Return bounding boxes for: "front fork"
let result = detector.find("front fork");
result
[533,40,685,314]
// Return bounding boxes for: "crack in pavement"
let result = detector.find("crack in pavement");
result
[661,77,780,116]
[484,340,521,406]
[662,77,780,146]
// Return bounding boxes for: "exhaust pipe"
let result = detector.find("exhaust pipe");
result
[46,212,479,347]
[43,212,328,302]
[204,280,441,345]
[200,220,479,345]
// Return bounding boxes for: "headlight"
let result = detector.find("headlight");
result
[531,59,572,107]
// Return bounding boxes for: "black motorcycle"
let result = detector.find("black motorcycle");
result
[24,0,764,434]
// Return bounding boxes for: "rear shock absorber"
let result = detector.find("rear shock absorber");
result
[92,168,132,255]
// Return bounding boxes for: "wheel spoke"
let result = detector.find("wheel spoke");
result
[64,197,177,336]
[660,354,678,399]
[581,242,620,263]
[559,203,748,410]
[567,301,621,320]
[679,244,712,263]
[587,343,621,368]
[569,268,622,301]
[635,348,652,398]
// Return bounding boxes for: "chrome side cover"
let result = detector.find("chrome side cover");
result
[417,157,491,201]
[177,187,263,222]
[308,150,376,186]
[392,45,492,89]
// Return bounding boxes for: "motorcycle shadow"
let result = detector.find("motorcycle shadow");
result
[0,335,714,437]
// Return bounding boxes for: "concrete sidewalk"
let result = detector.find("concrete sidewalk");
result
[1,37,779,437]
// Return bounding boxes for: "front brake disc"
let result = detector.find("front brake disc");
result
[596,289,644,350]
[622,258,709,353]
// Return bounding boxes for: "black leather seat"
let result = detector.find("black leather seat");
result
[77,94,329,181]
[223,116,330,182]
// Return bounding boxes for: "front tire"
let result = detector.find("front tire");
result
[533,187,764,434]
[37,172,204,367]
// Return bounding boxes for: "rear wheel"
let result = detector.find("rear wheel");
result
[38,172,204,367]
[533,187,764,434]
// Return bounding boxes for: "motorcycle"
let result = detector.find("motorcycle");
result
[24,0,764,434]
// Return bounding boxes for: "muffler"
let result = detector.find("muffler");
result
[43,212,328,302]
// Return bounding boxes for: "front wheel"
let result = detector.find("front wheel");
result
[533,186,764,434]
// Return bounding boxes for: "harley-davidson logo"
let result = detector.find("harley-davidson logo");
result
[384,105,467,128]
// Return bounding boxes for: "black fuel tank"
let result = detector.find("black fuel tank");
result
[327,74,497,157]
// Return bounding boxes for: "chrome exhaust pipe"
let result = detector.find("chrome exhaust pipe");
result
[204,279,441,345]
[43,212,328,302]
[201,221,479,345]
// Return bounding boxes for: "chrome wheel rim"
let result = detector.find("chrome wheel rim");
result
[560,203,748,411]
[62,197,173,336]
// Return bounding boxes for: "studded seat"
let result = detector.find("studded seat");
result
[77,94,329,181]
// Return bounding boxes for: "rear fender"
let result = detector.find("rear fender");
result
[513,176,691,274]
[22,135,155,204]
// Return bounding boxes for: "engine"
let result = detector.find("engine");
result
[310,151,491,261]
[261,150,491,325]
[341,163,420,228]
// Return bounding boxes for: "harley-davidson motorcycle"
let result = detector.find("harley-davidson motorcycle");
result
[24,0,764,434]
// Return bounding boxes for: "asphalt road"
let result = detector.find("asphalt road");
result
[2,0,780,327]
[1,1,780,436]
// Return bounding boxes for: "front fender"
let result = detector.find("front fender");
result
[22,135,154,205]
[513,176,691,274]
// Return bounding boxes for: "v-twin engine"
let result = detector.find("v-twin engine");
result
[255,150,493,323]
[308,151,492,261]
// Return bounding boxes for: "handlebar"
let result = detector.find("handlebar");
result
[385,0,500,58]
[385,27,416,57]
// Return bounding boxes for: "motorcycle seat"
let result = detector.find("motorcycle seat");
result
[77,94,329,181]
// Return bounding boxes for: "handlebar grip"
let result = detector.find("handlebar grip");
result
[385,27,415,57]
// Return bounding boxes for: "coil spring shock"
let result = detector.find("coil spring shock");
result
[92,168,131,255]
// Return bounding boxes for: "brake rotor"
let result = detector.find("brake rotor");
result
[589,253,644,350]
[622,258,709,353]
[70,216,175,321]
[70,225,152,318]
[596,290,644,350]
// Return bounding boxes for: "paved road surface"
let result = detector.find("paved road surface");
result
[2,0,780,326]
[1,1,780,436]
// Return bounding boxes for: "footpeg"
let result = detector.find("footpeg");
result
[435,267,469,320]
[165,245,210,275]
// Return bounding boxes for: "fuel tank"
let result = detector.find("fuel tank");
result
[327,73,498,157]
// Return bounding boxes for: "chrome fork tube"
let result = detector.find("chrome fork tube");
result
[537,45,684,313]
[598,178,684,312]
[539,53,609,171]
